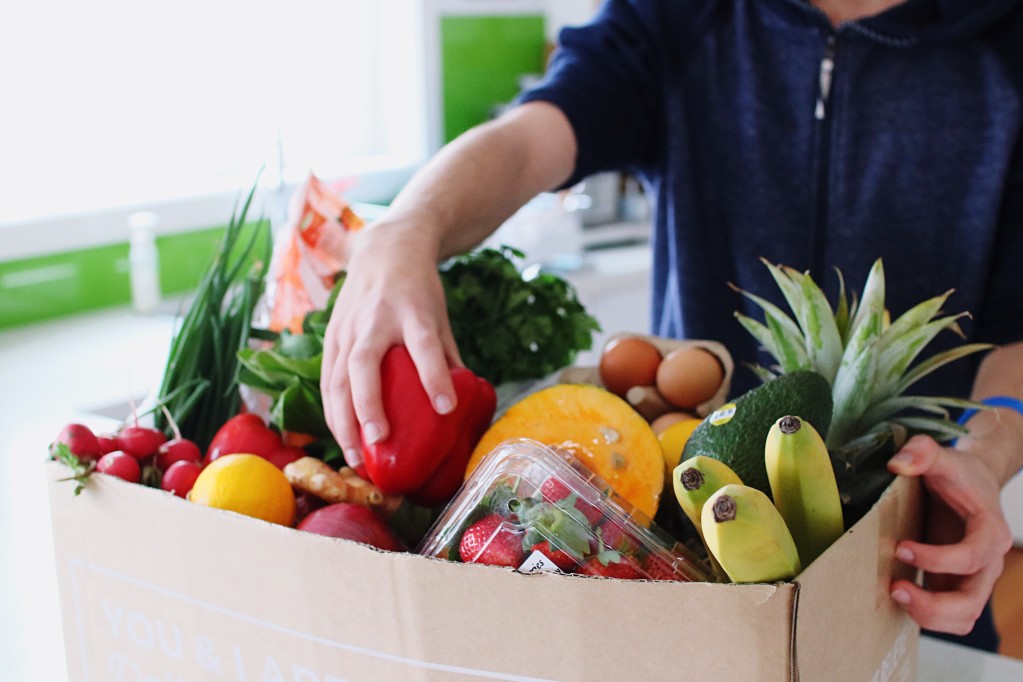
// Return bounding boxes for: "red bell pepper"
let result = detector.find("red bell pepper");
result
[361,345,496,504]
[406,376,496,507]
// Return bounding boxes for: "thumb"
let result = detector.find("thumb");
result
[887,434,989,522]
[886,434,946,479]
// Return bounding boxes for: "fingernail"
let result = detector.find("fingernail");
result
[344,448,362,466]
[434,394,454,414]
[896,547,915,563]
[891,589,911,606]
[889,452,914,469]
[362,422,382,444]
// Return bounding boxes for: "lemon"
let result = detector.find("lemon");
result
[658,418,703,480]
[189,454,296,526]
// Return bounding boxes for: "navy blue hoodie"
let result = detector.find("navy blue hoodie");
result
[520,0,1023,398]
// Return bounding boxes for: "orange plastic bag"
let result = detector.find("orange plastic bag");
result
[264,173,365,333]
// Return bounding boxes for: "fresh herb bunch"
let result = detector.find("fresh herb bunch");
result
[237,278,343,463]
[441,246,601,385]
[155,182,272,451]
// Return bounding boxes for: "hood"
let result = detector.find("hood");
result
[863,0,1023,41]
[861,0,1022,42]
[781,0,1023,44]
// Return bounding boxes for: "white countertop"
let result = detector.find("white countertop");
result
[2,294,1022,680]
[919,638,1023,680]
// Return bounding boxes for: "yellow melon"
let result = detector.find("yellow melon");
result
[465,383,664,518]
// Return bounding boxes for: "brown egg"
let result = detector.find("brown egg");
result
[650,410,699,435]
[655,347,724,409]
[598,336,662,397]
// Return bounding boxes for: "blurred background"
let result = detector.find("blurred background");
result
[1,0,643,328]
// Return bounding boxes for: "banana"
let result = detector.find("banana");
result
[701,483,802,583]
[672,456,744,534]
[764,415,845,566]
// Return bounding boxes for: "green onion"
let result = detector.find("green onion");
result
[154,180,272,451]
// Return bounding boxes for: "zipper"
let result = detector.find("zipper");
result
[810,34,837,272]
[814,36,836,121]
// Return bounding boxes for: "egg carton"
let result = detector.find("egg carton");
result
[559,333,734,420]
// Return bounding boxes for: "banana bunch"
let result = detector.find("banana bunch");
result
[672,415,844,583]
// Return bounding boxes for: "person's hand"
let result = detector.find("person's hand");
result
[320,222,462,468]
[886,434,1014,635]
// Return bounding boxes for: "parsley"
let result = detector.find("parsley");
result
[440,246,601,385]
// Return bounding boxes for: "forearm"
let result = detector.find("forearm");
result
[377,101,577,261]
[957,341,1023,486]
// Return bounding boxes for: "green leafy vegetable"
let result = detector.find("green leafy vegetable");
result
[237,278,344,463]
[441,246,601,385]
[155,181,272,451]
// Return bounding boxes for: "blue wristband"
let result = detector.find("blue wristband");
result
[956,396,1023,427]
[953,397,1023,479]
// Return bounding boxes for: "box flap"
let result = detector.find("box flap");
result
[793,475,923,681]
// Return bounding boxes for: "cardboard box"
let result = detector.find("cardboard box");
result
[47,461,922,681]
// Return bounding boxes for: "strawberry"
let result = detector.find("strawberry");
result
[641,554,687,582]
[529,540,579,571]
[596,520,641,556]
[459,514,525,567]
[577,551,644,580]
[539,477,603,526]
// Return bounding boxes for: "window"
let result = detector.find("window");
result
[0,0,427,254]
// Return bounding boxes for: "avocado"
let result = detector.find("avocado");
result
[681,371,833,498]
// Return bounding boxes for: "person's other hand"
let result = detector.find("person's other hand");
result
[886,434,1013,635]
[320,222,462,468]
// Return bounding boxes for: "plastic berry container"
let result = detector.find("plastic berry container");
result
[417,438,715,582]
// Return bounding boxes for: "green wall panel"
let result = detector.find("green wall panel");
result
[441,15,546,143]
[0,244,130,329]
[0,226,229,330]
[157,227,227,294]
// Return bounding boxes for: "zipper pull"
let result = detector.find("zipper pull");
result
[814,36,836,121]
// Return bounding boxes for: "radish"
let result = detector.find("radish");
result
[96,433,120,455]
[161,460,203,498]
[117,426,167,460]
[157,439,202,470]
[263,445,306,471]
[156,406,201,470]
[96,451,141,483]
[296,503,405,551]
[51,423,102,462]
[205,413,283,465]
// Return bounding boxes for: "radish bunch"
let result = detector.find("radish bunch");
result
[52,418,203,498]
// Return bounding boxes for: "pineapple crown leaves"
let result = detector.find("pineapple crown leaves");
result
[735,257,994,448]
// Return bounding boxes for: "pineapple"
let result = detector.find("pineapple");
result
[733,258,992,450]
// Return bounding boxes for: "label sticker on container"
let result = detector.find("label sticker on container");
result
[709,403,737,426]
[518,550,565,574]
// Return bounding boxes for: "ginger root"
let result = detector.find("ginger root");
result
[284,457,402,517]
